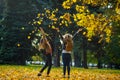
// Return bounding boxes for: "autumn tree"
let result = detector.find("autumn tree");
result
[59,0,120,69]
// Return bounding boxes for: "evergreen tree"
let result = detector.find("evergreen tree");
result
[0,0,38,64]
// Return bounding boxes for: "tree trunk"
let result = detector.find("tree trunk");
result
[97,57,102,69]
[96,48,103,69]
[52,32,61,67]
[53,42,60,67]
[74,52,81,67]
[82,36,88,69]
[114,64,120,69]
[53,49,60,67]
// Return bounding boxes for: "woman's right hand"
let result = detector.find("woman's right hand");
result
[77,28,83,33]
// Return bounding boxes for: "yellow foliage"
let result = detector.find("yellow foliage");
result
[37,21,41,25]
[0,65,120,80]
[62,0,74,9]
[59,13,72,26]
[76,13,82,19]
[76,5,85,13]
[73,14,78,21]
[116,3,120,14]
[73,10,112,43]
[82,0,108,6]
[31,0,114,44]
[63,13,71,22]
[106,37,110,43]
[49,13,57,21]
[72,0,77,3]
[46,9,50,14]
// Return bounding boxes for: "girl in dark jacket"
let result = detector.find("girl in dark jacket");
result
[38,27,52,77]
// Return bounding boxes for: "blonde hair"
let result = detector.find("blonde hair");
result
[63,33,73,51]
[63,33,73,42]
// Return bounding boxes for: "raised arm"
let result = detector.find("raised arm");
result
[40,27,46,37]
[40,28,51,45]
[39,27,48,43]
[72,28,82,39]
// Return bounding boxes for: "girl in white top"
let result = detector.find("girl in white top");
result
[56,28,82,78]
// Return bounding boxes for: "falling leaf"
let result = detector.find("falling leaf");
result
[17,43,20,47]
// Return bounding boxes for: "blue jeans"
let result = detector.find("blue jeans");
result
[62,53,71,75]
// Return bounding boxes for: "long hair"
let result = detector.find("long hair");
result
[63,33,73,51]
[63,33,73,43]
[39,37,45,50]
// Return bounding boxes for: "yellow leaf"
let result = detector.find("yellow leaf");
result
[51,25,55,29]
[83,32,86,35]
[17,43,20,47]
[37,21,41,25]
[27,36,31,39]
[37,13,40,17]
[88,38,91,41]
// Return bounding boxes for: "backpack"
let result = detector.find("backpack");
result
[65,42,73,51]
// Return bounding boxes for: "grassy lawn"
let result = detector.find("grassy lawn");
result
[0,65,120,80]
